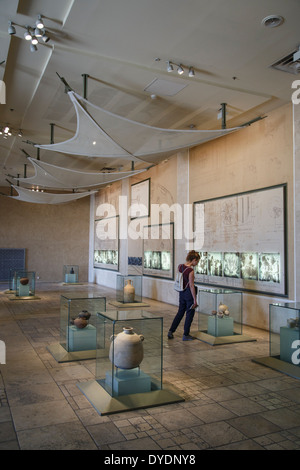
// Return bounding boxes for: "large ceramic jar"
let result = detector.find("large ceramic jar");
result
[109,327,144,369]
[123,279,135,303]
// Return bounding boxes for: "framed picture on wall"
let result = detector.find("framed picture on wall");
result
[193,184,287,296]
[130,178,150,219]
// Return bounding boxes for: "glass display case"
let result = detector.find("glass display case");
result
[60,294,106,352]
[193,287,254,345]
[96,310,162,397]
[116,275,142,304]
[253,303,300,379]
[47,294,106,362]
[270,303,300,365]
[77,309,184,415]
[15,270,36,297]
[197,288,242,334]
[63,265,79,284]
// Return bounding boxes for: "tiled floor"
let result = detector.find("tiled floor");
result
[1,282,300,450]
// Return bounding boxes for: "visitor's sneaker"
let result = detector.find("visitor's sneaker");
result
[182,335,194,341]
[167,331,174,339]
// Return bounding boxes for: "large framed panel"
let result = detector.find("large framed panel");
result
[142,223,174,280]
[193,184,287,296]
[94,215,119,271]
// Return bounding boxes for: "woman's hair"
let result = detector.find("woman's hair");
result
[186,250,200,262]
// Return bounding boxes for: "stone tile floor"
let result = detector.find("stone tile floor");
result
[0,282,300,451]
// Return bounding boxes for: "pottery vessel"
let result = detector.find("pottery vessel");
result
[109,327,144,369]
[287,318,297,328]
[123,279,135,303]
[20,277,29,286]
[71,310,91,329]
[218,302,229,316]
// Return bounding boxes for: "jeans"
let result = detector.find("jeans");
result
[169,288,195,336]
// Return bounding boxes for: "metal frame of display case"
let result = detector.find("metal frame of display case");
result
[47,294,106,362]
[253,302,300,379]
[77,309,184,415]
[192,287,256,345]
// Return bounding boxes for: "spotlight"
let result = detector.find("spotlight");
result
[177,64,184,75]
[167,61,174,72]
[188,67,195,77]
[36,15,44,29]
[34,27,43,37]
[24,27,32,40]
[41,30,50,43]
[8,21,16,35]
[30,43,38,52]
[31,35,38,45]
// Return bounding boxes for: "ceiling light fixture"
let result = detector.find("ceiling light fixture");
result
[0,125,23,139]
[8,14,50,52]
[8,21,16,35]
[24,27,32,40]
[165,60,196,77]
[36,15,44,29]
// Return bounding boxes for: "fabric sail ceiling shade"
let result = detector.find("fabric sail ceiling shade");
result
[9,185,96,204]
[16,157,146,189]
[35,92,244,164]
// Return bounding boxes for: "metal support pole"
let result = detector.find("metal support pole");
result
[221,103,227,129]
[24,164,27,178]
[50,123,55,144]
[37,147,40,161]
[82,74,89,99]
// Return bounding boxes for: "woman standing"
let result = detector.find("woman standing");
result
[168,250,200,341]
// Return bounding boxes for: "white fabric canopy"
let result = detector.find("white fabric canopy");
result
[9,185,96,204]
[36,91,244,164]
[15,157,146,189]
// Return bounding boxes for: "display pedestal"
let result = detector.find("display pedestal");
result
[64,273,77,283]
[47,343,97,363]
[68,325,97,352]
[77,380,184,416]
[109,301,150,308]
[207,316,234,336]
[18,284,30,297]
[104,368,151,396]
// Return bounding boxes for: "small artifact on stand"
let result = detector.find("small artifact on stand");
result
[123,279,135,303]
[70,310,91,329]
[20,277,29,285]
[212,302,230,318]
[109,327,144,369]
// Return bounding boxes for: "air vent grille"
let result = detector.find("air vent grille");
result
[271,50,300,75]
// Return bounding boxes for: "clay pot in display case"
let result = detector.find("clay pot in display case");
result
[71,310,91,329]
[123,279,135,303]
[20,277,29,286]
[109,327,144,369]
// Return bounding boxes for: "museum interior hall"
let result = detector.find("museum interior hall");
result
[1,0,300,452]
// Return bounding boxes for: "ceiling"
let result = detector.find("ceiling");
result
[0,0,299,190]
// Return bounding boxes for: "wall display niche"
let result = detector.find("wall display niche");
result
[193,184,287,296]
[143,223,174,280]
[94,215,119,271]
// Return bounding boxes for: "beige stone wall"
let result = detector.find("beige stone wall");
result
[0,194,91,282]
[189,103,294,329]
